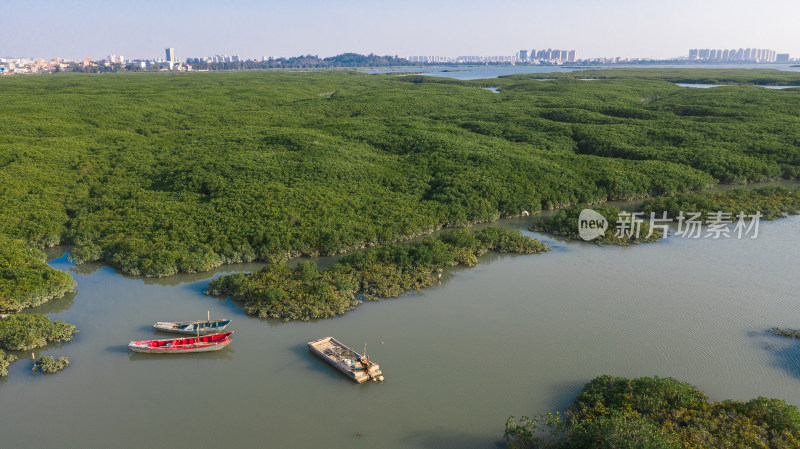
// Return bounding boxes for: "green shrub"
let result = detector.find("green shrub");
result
[0,314,78,351]
[0,349,16,377]
[32,355,70,374]
[770,327,800,339]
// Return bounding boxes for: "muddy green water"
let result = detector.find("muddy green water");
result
[1,207,800,448]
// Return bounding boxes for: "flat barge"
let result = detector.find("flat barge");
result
[308,337,384,383]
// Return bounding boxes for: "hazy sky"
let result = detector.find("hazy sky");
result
[4,0,799,60]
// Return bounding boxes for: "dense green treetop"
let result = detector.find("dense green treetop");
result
[0,236,75,312]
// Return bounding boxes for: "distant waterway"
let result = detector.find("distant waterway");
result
[364,63,800,80]
[676,83,799,89]
[2,187,800,448]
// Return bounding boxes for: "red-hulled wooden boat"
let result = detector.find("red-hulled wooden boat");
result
[128,331,233,354]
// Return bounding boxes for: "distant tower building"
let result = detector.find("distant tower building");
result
[776,53,790,63]
[698,49,710,59]
[568,50,576,62]
[165,48,176,63]
[689,49,699,60]
[518,49,528,61]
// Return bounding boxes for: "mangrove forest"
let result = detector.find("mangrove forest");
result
[2,69,800,303]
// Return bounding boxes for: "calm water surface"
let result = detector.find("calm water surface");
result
[676,83,799,89]
[1,202,800,448]
[364,63,800,80]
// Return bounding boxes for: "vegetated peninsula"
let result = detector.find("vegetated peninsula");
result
[505,375,800,448]
[531,204,663,245]
[0,236,75,312]
[207,227,548,321]
[0,314,78,351]
[1,69,800,290]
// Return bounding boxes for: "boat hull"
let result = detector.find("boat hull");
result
[152,319,231,335]
[128,332,233,354]
[128,339,231,353]
[308,337,383,383]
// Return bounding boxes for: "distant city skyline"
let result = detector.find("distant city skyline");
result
[688,48,780,62]
[4,0,799,61]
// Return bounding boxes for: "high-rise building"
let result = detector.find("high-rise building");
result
[518,49,528,61]
[776,53,790,63]
[165,48,176,63]
[567,50,576,62]
[689,47,778,62]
